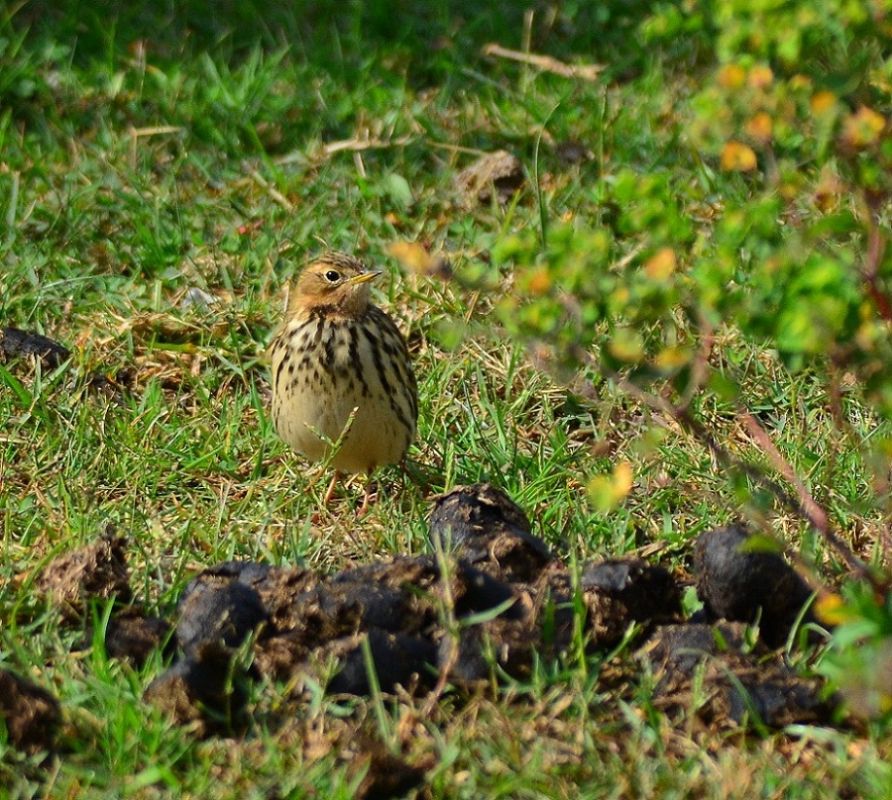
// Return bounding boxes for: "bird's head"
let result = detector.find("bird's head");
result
[288,252,381,317]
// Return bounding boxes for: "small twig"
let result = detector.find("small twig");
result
[684,400,870,579]
[676,320,715,413]
[249,171,294,212]
[739,411,829,533]
[321,135,413,156]
[127,125,183,170]
[352,151,367,179]
[482,43,604,81]
[612,242,648,272]
[425,141,490,157]
[826,362,857,441]
[862,213,891,322]
[693,411,873,579]
[739,408,892,580]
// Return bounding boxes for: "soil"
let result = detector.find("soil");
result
[454,150,525,207]
[144,641,252,737]
[429,483,554,583]
[0,327,71,368]
[641,623,832,728]
[18,484,844,793]
[81,608,174,667]
[0,669,61,754]
[37,531,131,619]
[694,524,817,648]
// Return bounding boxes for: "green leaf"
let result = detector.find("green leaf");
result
[738,533,784,555]
[607,328,645,362]
[383,173,413,208]
[587,462,633,512]
[707,372,740,402]
[0,363,33,408]
[460,597,518,626]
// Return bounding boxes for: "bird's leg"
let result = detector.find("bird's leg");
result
[323,470,341,506]
[357,476,378,517]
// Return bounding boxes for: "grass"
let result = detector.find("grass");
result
[2,2,891,797]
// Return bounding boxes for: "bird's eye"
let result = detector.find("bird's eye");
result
[324,270,341,283]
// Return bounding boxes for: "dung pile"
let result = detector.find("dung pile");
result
[0,670,61,755]
[143,485,685,732]
[8,484,837,795]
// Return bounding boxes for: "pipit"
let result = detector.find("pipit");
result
[268,252,417,511]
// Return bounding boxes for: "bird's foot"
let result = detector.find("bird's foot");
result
[322,471,341,507]
[357,480,379,517]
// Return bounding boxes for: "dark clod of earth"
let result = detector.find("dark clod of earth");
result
[694,524,817,648]
[144,641,253,737]
[18,483,838,793]
[36,530,131,620]
[554,139,594,166]
[78,608,174,667]
[0,326,132,396]
[177,573,269,657]
[351,739,429,800]
[428,483,553,583]
[641,623,833,729]
[0,326,71,368]
[0,669,61,754]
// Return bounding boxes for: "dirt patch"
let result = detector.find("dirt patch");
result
[37,531,131,619]
[144,642,251,737]
[176,574,268,657]
[0,669,61,753]
[0,326,132,397]
[250,556,520,686]
[24,484,846,793]
[293,718,431,800]
[79,608,174,667]
[694,524,816,648]
[349,736,429,800]
[581,558,682,646]
[0,327,71,368]
[553,139,593,166]
[34,495,827,742]
[324,629,438,696]
[641,623,833,728]
[455,150,525,207]
[438,612,540,685]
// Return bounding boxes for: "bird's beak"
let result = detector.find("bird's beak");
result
[348,270,382,285]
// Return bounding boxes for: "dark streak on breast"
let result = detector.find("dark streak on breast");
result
[348,323,372,397]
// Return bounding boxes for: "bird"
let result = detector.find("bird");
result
[268,251,418,512]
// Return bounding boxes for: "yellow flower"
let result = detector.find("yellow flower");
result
[717,64,746,89]
[588,461,634,512]
[841,106,886,148]
[720,141,758,172]
[644,247,677,280]
[810,91,837,116]
[524,267,552,296]
[814,593,852,626]
[748,65,774,89]
[745,112,773,143]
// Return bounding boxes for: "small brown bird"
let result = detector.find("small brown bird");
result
[268,252,418,511]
